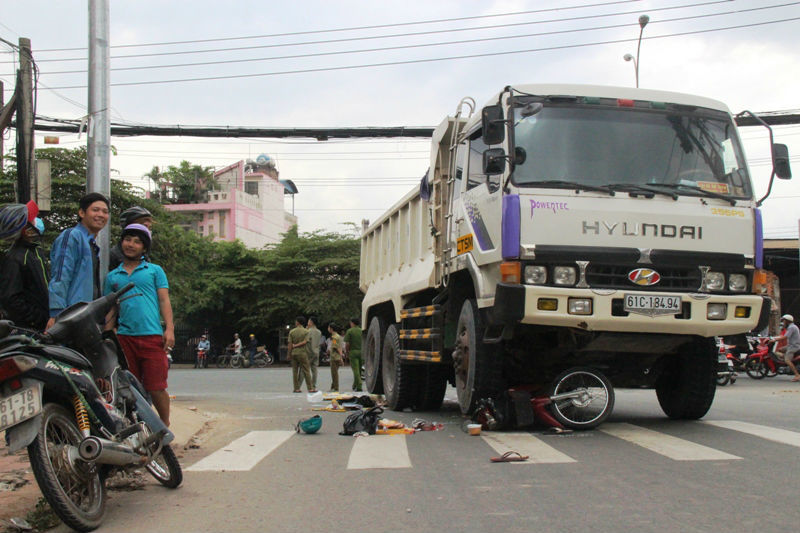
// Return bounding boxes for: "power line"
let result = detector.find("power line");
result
[33,16,800,90]
[42,2,793,76]
[34,0,643,53]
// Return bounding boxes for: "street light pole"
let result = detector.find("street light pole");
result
[634,15,649,88]
[623,15,649,88]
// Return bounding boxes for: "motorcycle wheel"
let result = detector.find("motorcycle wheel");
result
[716,374,730,386]
[230,356,242,369]
[145,444,183,489]
[28,403,106,532]
[745,358,766,379]
[256,355,268,368]
[265,353,274,365]
[547,367,615,430]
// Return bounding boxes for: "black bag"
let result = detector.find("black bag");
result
[340,406,384,435]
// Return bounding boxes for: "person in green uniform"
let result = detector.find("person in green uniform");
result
[327,323,344,392]
[288,316,316,393]
[344,317,363,392]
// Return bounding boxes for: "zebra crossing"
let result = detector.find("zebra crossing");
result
[185,420,800,473]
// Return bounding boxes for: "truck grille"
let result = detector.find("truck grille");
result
[586,265,702,291]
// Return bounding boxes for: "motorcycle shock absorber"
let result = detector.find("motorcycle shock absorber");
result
[73,395,91,439]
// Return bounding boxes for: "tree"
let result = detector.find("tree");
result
[150,161,217,204]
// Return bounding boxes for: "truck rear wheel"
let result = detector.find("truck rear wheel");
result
[382,325,419,410]
[656,338,717,420]
[453,299,502,415]
[416,366,448,411]
[364,316,387,394]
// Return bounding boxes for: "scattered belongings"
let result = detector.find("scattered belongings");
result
[466,424,482,436]
[490,451,529,463]
[296,415,323,434]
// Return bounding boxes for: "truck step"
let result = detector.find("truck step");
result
[399,305,441,319]
[399,328,441,340]
[398,350,443,363]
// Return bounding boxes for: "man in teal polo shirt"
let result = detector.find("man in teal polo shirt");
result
[104,224,175,426]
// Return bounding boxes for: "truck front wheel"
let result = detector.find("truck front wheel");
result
[364,316,387,394]
[453,299,502,415]
[655,338,717,420]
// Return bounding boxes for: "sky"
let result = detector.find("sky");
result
[2,0,800,239]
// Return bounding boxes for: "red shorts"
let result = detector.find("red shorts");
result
[117,334,168,391]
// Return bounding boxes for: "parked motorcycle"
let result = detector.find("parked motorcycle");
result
[0,283,181,532]
[715,339,738,386]
[230,347,274,368]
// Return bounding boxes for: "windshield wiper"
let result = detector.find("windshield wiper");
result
[601,183,678,200]
[527,180,614,195]
[649,183,736,206]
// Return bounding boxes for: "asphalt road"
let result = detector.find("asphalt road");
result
[53,367,800,533]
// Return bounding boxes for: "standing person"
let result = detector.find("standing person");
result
[306,316,322,390]
[247,333,258,367]
[344,317,363,392]
[104,223,175,425]
[233,333,242,356]
[109,206,153,270]
[47,192,110,329]
[769,314,800,382]
[0,202,48,330]
[288,316,316,393]
[327,323,344,392]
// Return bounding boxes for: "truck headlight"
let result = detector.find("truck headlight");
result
[524,265,547,285]
[707,303,727,320]
[728,273,747,292]
[553,266,577,286]
[568,298,592,315]
[705,271,725,291]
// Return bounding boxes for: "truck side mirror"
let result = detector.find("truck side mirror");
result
[481,105,505,145]
[483,148,506,175]
[773,143,792,179]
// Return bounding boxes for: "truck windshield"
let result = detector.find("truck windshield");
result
[511,104,752,199]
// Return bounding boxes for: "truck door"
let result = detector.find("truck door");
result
[453,132,503,268]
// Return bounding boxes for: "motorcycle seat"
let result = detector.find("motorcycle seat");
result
[39,345,93,371]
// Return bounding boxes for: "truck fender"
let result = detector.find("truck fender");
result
[454,252,493,302]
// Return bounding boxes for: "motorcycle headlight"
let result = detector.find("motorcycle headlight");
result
[705,271,725,291]
[553,266,577,286]
[728,273,747,292]
[524,265,547,285]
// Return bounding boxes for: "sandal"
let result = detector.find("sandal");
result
[490,451,529,463]
[792,376,800,382]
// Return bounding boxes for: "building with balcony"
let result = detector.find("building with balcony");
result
[164,159,298,248]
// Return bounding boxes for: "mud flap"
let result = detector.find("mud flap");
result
[5,414,41,454]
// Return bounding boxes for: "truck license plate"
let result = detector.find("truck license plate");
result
[623,294,681,316]
[0,385,42,432]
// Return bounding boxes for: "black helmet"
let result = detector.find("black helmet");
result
[0,204,29,240]
[120,206,153,228]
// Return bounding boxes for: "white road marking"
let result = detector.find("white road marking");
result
[346,434,412,469]
[600,423,741,461]
[703,420,800,448]
[186,430,295,472]
[481,432,577,464]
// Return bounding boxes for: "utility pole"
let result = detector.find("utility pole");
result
[16,37,34,203]
[88,0,111,274]
[1,80,4,172]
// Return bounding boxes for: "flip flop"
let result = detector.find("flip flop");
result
[792,376,800,382]
[490,451,529,463]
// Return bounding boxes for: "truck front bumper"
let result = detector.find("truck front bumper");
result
[490,283,769,337]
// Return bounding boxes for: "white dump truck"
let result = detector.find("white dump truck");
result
[359,84,791,428]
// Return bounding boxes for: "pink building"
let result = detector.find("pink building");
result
[164,159,298,248]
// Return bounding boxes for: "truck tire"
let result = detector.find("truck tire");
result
[453,299,502,415]
[416,366,448,411]
[364,316,387,394]
[382,325,419,410]
[655,338,717,420]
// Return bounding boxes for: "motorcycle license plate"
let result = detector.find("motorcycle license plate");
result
[0,385,42,432]
[624,294,681,316]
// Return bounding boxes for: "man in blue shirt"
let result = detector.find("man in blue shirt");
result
[47,192,110,329]
[104,224,175,425]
